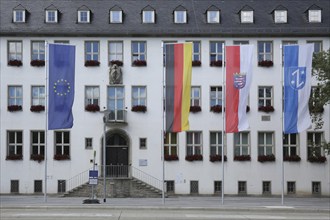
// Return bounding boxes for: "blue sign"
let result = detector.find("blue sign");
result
[89,170,98,185]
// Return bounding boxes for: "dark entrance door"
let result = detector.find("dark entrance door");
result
[106,133,128,177]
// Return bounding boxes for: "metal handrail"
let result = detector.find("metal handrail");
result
[131,166,164,191]
[62,168,92,194]
[104,109,127,123]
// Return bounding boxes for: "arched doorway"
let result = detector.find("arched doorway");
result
[103,129,130,178]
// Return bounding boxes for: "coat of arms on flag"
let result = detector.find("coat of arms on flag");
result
[289,67,306,90]
[233,73,246,89]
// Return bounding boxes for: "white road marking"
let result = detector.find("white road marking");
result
[185,214,287,219]
[8,213,113,217]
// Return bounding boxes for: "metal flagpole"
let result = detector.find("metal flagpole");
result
[161,42,166,204]
[221,43,225,205]
[44,41,49,203]
[280,44,284,205]
[103,121,106,203]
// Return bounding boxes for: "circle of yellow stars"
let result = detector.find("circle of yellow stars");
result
[53,79,71,96]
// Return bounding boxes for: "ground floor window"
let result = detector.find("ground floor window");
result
[58,180,66,193]
[238,181,247,194]
[34,180,42,193]
[262,181,271,195]
[166,180,175,193]
[287,181,296,194]
[10,180,19,193]
[190,181,199,194]
[312,182,321,195]
[214,181,222,194]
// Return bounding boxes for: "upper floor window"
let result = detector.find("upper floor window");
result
[240,10,253,23]
[31,86,45,106]
[46,10,58,23]
[142,8,155,23]
[110,10,123,23]
[210,41,224,64]
[13,10,25,23]
[132,41,146,65]
[31,41,45,61]
[85,86,100,109]
[258,132,275,156]
[8,86,23,108]
[207,10,220,23]
[258,41,273,63]
[186,131,202,156]
[210,86,222,107]
[109,41,123,64]
[8,41,22,62]
[174,6,187,24]
[234,132,250,157]
[233,41,249,45]
[85,41,99,61]
[308,10,321,23]
[164,132,178,158]
[210,131,223,156]
[107,86,125,121]
[54,131,70,159]
[307,132,324,159]
[191,41,201,63]
[307,41,322,53]
[31,131,45,157]
[258,86,273,107]
[274,10,287,23]
[283,133,299,158]
[132,86,147,107]
[7,131,23,159]
[191,86,201,108]
[78,8,90,23]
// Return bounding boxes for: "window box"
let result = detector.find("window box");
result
[8,60,22,67]
[192,60,201,67]
[164,155,179,161]
[131,105,147,113]
[309,105,324,114]
[85,104,100,112]
[308,155,327,163]
[234,155,251,161]
[258,154,275,162]
[6,154,23,160]
[210,60,223,67]
[110,60,123,66]
[30,59,45,67]
[190,106,201,113]
[258,60,273,67]
[132,60,147,66]
[210,105,223,113]
[30,154,44,162]
[210,155,227,162]
[54,154,70,160]
[284,155,301,162]
[185,154,203,161]
[258,105,274,113]
[8,105,22,112]
[84,60,100,67]
[30,105,45,112]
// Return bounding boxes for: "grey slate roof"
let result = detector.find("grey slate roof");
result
[1,0,329,37]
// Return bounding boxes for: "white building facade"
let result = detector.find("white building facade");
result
[1,0,329,196]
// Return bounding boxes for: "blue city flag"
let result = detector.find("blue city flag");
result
[48,44,75,130]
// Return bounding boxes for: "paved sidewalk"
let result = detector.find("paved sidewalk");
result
[1,195,329,213]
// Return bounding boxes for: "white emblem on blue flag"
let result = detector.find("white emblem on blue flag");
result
[289,67,306,90]
[233,73,246,89]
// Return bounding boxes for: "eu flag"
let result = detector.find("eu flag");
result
[48,44,75,130]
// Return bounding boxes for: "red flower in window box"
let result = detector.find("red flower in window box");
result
[210,155,227,162]
[132,60,147,66]
[234,155,251,161]
[54,154,70,160]
[210,60,223,67]
[31,154,44,162]
[185,154,203,161]
[308,155,327,163]
[258,60,273,67]
[6,154,23,160]
[110,60,123,66]
[258,154,275,162]
[8,105,22,112]
[210,105,224,113]
[284,155,301,162]
[131,105,147,112]
[85,60,100,67]
[30,59,45,67]
[258,105,274,113]
[192,60,201,67]
[8,59,23,67]
[164,155,179,161]
[85,104,100,112]
[190,106,201,113]
[30,105,45,112]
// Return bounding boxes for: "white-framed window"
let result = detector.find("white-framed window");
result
[85,138,93,149]
[132,86,146,107]
[191,86,201,107]
[241,11,253,23]
[234,132,250,156]
[31,86,45,106]
[85,41,99,61]
[233,41,249,45]
[164,133,178,157]
[7,131,23,158]
[190,41,201,62]
[107,86,125,121]
[307,132,324,158]
[109,41,123,63]
[85,86,100,106]
[258,132,274,156]
[308,10,321,23]
[207,10,220,23]
[283,133,299,157]
[186,131,202,156]
[174,10,187,23]
[210,86,222,107]
[54,40,70,44]
[78,10,90,23]
[31,41,45,61]
[110,10,123,23]
[142,10,155,23]
[210,41,224,63]
[132,41,146,61]
[31,131,45,156]
[306,41,322,53]
[8,86,23,107]
[258,41,273,62]
[55,131,70,157]
[258,86,273,107]
[274,10,287,23]
[13,10,25,23]
[210,131,223,156]
[8,41,22,61]
[46,10,58,23]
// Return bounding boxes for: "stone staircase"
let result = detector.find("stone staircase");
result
[63,178,165,198]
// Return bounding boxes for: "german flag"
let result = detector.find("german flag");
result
[165,43,192,132]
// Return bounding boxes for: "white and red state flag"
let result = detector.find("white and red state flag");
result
[225,45,253,133]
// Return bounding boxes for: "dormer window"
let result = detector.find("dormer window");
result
[13,10,25,23]
[142,9,155,23]
[46,10,58,23]
[241,11,253,23]
[207,11,220,23]
[274,10,287,23]
[174,6,187,24]
[78,10,90,23]
[110,6,123,23]
[308,10,321,23]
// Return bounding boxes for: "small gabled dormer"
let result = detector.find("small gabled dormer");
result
[109,5,123,23]
[13,4,28,23]
[205,5,220,24]
[306,4,322,23]
[271,5,288,24]
[239,5,254,24]
[173,5,187,24]
[77,5,91,23]
[45,4,59,23]
[141,5,155,24]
